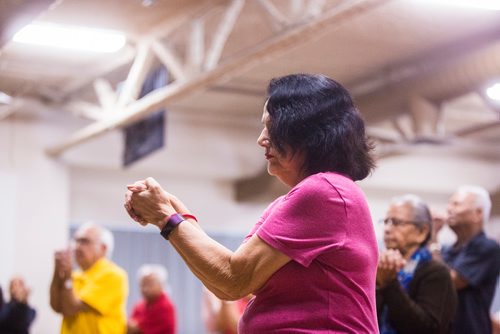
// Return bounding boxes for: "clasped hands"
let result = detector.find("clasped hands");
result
[54,248,72,282]
[9,278,31,304]
[376,249,406,289]
[124,177,189,230]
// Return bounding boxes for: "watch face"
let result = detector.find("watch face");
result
[160,214,186,240]
[64,279,73,289]
[169,214,186,226]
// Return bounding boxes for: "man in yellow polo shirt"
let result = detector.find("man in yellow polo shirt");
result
[50,222,128,334]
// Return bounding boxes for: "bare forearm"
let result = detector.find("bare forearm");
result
[49,275,62,313]
[51,286,84,316]
[59,288,85,316]
[170,240,235,300]
[50,274,84,316]
[169,222,251,299]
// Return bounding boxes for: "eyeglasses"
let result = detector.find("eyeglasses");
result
[379,218,424,227]
[73,237,95,246]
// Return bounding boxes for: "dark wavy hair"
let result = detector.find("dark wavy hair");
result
[265,73,375,181]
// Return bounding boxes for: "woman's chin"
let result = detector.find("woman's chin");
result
[266,164,276,176]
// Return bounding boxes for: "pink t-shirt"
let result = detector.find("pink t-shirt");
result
[238,172,379,333]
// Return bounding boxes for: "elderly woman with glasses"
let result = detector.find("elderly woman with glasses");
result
[377,194,458,334]
[125,73,379,333]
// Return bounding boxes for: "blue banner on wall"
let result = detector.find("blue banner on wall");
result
[123,66,168,167]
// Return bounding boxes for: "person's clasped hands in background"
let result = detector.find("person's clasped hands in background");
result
[0,276,36,334]
[50,222,128,334]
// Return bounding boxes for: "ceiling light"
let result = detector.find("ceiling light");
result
[13,23,126,53]
[486,83,500,101]
[419,0,500,10]
[0,91,12,105]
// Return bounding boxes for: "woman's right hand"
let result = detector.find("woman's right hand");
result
[54,249,72,281]
[125,177,186,229]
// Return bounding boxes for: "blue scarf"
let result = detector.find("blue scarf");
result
[380,247,432,334]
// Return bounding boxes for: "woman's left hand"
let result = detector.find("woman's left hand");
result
[125,177,177,229]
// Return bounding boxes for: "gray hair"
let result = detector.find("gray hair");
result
[455,185,491,225]
[390,194,432,245]
[78,222,114,258]
[137,264,168,286]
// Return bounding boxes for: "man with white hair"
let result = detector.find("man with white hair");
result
[50,222,129,334]
[440,186,500,334]
[128,264,176,334]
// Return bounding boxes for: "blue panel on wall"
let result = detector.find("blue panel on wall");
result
[123,66,168,167]
[70,225,244,334]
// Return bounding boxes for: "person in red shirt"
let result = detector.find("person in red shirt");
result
[128,264,176,334]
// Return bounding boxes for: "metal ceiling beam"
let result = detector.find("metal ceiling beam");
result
[453,119,500,137]
[204,0,246,71]
[46,0,393,157]
[64,2,226,98]
[355,28,500,123]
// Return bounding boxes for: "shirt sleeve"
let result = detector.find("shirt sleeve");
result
[78,270,127,316]
[130,303,140,322]
[257,176,347,267]
[453,238,500,287]
[243,197,284,243]
[0,301,36,331]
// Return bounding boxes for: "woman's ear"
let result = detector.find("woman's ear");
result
[100,243,107,256]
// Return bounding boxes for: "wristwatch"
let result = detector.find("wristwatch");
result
[160,213,186,240]
[64,279,73,290]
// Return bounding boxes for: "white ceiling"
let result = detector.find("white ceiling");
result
[0,0,499,204]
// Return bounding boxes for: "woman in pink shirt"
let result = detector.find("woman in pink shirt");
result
[125,73,379,333]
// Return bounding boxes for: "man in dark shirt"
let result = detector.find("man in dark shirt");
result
[0,277,36,334]
[441,185,500,334]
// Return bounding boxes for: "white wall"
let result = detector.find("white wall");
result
[0,171,16,288]
[0,118,69,334]
[70,166,267,233]
[64,109,269,232]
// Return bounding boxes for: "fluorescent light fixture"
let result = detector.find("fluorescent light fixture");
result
[486,83,500,101]
[0,91,12,105]
[13,23,126,53]
[419,0,500,10]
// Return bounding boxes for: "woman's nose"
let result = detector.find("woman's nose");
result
[257,131,269,147]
